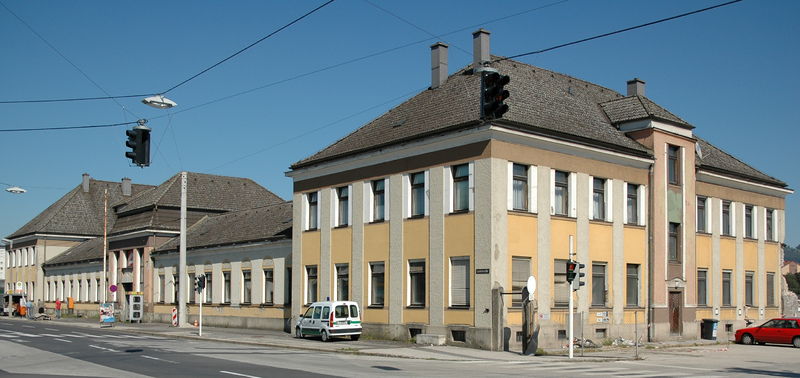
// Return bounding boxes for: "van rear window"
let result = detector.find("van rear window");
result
[350,305,359,318]
[334,305,348,318]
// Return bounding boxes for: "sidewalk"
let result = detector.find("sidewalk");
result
[10,316,727,363]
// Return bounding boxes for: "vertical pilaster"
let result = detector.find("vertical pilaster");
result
[537,166,552,318]
[320,188,332,301]
[711,197,721,317]
[734,202,744,320]
[292,192,304,320]
[756,207,765,319]
[352,181,365,310]
[575,173,590,316]
[389,174,404,326]
[429,166,445,327]
[612,179,626,325]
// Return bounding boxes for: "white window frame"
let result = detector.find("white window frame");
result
[407,259,426,307]
[334,263,349,302]
[589,177,613,221]
[696,196,710,232]
[744,204,755,239]
[332,185,353,227]
[368,261,385,307]
[445,162,475,213]
[550,170,575,217]
[508,163,537,212]
[303,191,320,231]
[404,171,429,218]
[364,179,389,223]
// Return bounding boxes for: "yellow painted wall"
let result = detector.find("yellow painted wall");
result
[696,308,714,320]
[444,213,475,326]
[589,223,613,304]
[331,228,353,300]
[551,218,577,260]
[403,218,429,322]
[507,214,538,317]
[696,234,712,269]
[153,304,288,318]
[720,238,736,270]
[719,308,737,321]
[743,241,757,271]
[301,231,321,304]
[765,243,780,274]
[363,222,390,307]
[363,308,388,323]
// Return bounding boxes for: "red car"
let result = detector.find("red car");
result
[735,318,800,347]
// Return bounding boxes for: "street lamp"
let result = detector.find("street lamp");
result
[141,95,177,109]
[1,183,26,194]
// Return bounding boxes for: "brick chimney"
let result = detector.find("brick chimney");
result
[430,42,448,89]
[472,29,490,71]
[627,78,645,97]
[121,177,132,196]
[82,173,91,193]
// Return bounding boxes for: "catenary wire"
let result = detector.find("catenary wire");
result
[160,0,336,95]
[0,0,565,106]
[0,121,139,133]
[494,0,743,62]
[0,1,141,119]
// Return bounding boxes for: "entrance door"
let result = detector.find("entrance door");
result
[669,292,682,335]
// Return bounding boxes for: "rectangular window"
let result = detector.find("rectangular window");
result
[697,270,708,306]
[767,272,775,307]
[668,144,681,185]
[627,184,639,225]
[205,273,212,303]
[285,268,292,305]
[722,271,732,306]
[512,164,528,211]
[745,271,754,306]
[626,264,639,307]
[450,257,470,307]
[307,192,318,230]
[512,257,531,308]
[173,273,178,304]
[697,197,707,232]
[592,178,606,220]
[722,201,731,236]
[766,209,774,241]
[745,205,753,238]
[242,270,252,304]
[408,260,425,307]
[372,179,385,222]
[264,269,274,304]
[370,262,385,306]
[306,265,318,304]
[591,263,606,307]
[188,273,196,304]
[452,164,470,212]
[554,260,569,307]
[160,274,166,303]
[554,171,569,216]
[668,222,681,262]
[336,264,349,301]
[337,186,349,227]
[223,272,231,304]
[410,172,426,217]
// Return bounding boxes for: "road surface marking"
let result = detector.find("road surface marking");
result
[142,355,178,364]
[22,325,35,329]
[220,371,260,378]
[89,345,118,352]
[54,338,72,343]
[45,328,59,331]
[620,361,715,372]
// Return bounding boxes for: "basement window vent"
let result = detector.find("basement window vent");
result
[451,330,466,342]
[409,328,423,338]
[516,331,524,342]
[557,330,567,340]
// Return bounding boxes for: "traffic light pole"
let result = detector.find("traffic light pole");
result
[568,235,575,359]
[199,285,203,336]
[178,172,188,327]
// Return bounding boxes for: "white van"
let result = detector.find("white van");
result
[295,301,362,341]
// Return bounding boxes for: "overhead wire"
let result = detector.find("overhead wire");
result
[0,1,142,119]
[0,121,138,133]
[495,0,743,62]
[0,0,566,107]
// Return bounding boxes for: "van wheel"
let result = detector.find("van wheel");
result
[295,327,304,339]
[351,334,360,341]
[321,330,329,342]
[793,337,800,348]
[741,333,754,345]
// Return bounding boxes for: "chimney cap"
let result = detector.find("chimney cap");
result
[472,28,491,36]
[627,77,645,85]
[430,41,448,49]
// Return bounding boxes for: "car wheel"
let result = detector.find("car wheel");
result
[793,337,800,348]
[741,333,754,345]
[351,334,360,341]
[321,330,329,342]
[295,327,304,339]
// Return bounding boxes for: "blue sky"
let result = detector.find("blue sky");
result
[1,0,797,246]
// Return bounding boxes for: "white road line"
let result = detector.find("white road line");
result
[220,371,260,378]
[0,334,18,338]
[53,338,72,343]
[142,355,178,364]
[89,345,118,352]
[21,325,35,329]
[620,361,716,372]
[45,328,59,331]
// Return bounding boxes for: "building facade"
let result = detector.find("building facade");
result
[287,30,790,350]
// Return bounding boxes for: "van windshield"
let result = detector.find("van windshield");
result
[334,305,349,319]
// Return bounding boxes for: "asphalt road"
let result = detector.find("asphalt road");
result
[0,319,799,377]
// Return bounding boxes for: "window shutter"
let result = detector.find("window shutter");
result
[445,166,453,214]
[507,162,514,211]
[550,169,556,215]
[424,170,430,216]
[450,258,469,306]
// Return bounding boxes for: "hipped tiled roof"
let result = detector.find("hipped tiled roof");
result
[7,178,153,239]
[43,237,104,266]
[155,201,292,253]
[600,95,693,128]
[695,137,786,187]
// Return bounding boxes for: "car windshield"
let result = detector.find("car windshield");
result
[334,305,349,319]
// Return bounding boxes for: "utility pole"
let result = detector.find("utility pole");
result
[103,189,108,304]
[178,172,188,327]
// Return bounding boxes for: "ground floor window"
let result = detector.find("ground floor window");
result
[336,264,349,301]
[554,260,569,307]
[450,257,470,307]
[408,260,425,307]
[223,272,231,304]
[626,264,640,307]
[370,262,385,306]
[264,269,274,304]
[242,270,252,304]
[306,265,318,304]
[512,257,531,308]
[767,272,775,307]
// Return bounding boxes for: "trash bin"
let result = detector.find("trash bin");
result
[701,318,719,340]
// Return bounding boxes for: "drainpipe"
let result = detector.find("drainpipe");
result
[647,163,654,342]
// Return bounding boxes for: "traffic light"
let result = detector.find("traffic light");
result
[566,260,577,282]
[125,122,151,167]
[195,274,206,293]
[572,262,586,291]
[481,70,510,120]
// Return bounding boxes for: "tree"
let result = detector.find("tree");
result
[786,272,800,296]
